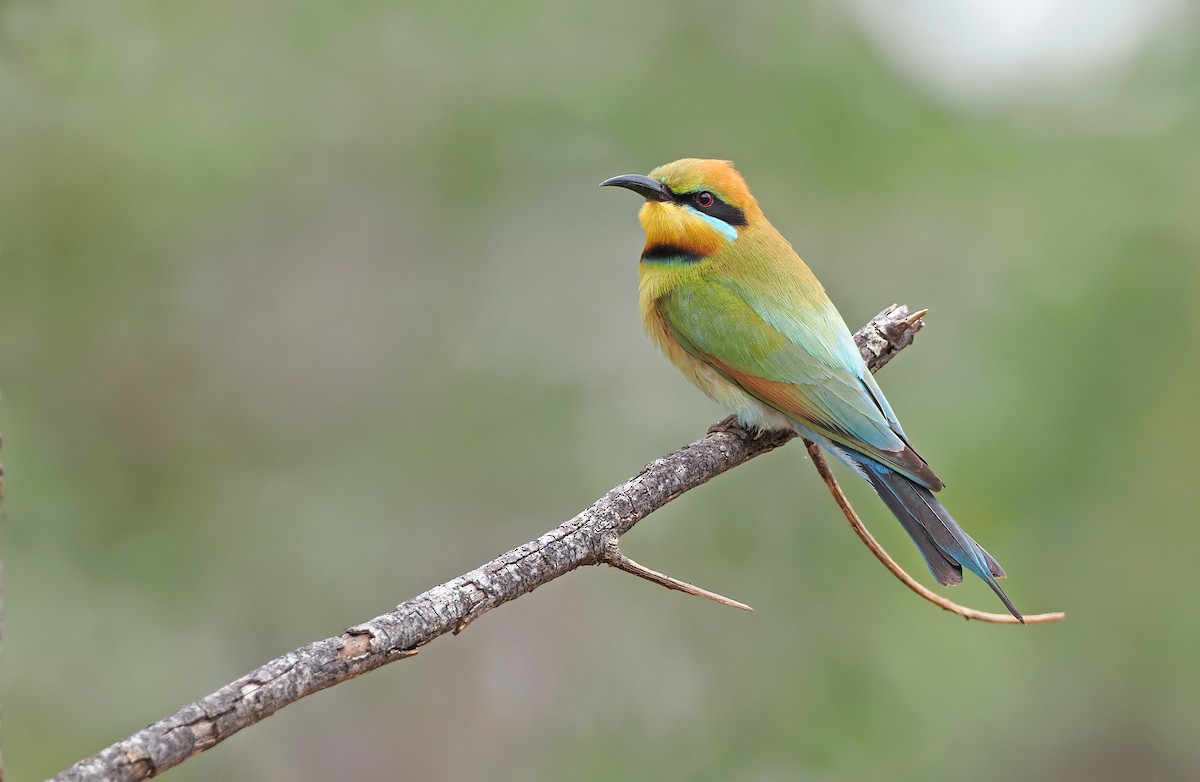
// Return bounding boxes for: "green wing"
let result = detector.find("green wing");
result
[659,277,941,488]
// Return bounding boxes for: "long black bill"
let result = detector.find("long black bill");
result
[599,174,672,202]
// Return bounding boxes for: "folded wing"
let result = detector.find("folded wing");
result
[658,277,943,489]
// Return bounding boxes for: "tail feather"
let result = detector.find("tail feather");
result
[856,458,1022,621]
[866,470,964,587]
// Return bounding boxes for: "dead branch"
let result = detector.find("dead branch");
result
[49,305,1048,782]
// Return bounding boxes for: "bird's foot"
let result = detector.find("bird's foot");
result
[707,415,767,440]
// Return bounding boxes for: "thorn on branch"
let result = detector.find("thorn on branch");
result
[600,532,754,612]
[904,308,929,328]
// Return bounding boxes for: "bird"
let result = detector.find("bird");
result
[601,158,1021,621]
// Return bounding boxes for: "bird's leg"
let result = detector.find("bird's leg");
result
[707,414,742,435]
[707,415,767,440]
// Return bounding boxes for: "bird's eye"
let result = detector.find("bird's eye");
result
[694,191,715,208]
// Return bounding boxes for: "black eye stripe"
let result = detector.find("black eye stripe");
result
[668,188,747,228]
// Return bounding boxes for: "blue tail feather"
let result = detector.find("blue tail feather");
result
[840,451,1022,621]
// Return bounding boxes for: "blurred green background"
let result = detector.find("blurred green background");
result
[3,1,1199,780]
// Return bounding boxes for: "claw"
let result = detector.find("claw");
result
[708,415,748,437]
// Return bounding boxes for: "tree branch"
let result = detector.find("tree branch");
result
[51,304,953,782]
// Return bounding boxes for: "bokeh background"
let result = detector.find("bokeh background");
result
[3,1,1199,780]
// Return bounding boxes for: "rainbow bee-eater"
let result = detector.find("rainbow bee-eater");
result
[602,158,1021,621]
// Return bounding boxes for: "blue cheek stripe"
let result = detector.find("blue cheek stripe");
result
[684,206,739,242]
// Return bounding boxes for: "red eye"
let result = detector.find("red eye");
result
[695,191,715,208]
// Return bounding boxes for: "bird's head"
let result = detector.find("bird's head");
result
[601,158,760,262]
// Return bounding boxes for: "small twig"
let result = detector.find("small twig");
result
[804,440,1065,625]
[601,533,754,612]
